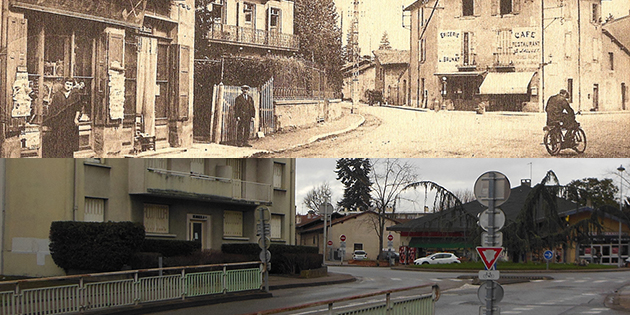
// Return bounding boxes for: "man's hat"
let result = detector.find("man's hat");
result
[241,85,250,90]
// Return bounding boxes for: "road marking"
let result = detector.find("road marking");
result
[430,278,442,282]
[502,312,522,314]
[390,278,402,281]
[513,307,533,310]
[451,279,463,282]
[581,311,603,314]
[552,280,566,283]
[575,280,587,283]
[532,279,545,283]
[594,280,606,283]
[582,293,598,296]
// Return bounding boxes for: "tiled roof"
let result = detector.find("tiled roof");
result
[373,49,410,65]
[603,15,630,55]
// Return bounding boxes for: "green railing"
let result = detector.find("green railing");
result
[0,262,263,315]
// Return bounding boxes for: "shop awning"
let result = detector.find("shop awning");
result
[479,72,536,94]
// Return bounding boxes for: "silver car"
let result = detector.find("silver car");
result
[414,253,461,265]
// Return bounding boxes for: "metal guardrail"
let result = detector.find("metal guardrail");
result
[242,283,440,315]
[0,262,263,315]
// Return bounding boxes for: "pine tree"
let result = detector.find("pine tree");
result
[335,158,373,212]
[378,32,392,50]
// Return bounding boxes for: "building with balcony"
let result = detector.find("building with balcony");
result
[0,0,195,158]
[0,158,295,277]
[404,0,629,112]
[200,0,298,57]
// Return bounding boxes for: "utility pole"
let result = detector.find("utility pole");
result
[350,0,360,114]
[618,165,625,268]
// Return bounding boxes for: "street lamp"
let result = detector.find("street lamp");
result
[618,164,625,267]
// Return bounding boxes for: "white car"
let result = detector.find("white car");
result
[353,250,368,260]
[414,253,461,265]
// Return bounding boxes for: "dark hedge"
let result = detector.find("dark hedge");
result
[221,243,321,274]
[138,239,201,257]
[49,221,145,272]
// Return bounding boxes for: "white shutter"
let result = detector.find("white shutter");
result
[223,211,243,237]
[84,198,105,222]
[191,158,205,174]
[273,163,283,189]
[144,204,169,234]
[271,215,282,239]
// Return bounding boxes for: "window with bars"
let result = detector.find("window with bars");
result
[273,163,284,189]
[144,204,169,234]
[84,198,105,222]
[223,210,243,237]
[271,215,282,239]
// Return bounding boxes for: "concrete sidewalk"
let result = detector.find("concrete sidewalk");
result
[132,105,365,158]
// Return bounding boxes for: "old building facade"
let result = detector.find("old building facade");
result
[405,0,629,112]
[0,0,195,158]
[373,49,410,105]
[0,158,296,277]
[200,0,298,57]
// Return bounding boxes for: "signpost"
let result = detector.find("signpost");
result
[339,235,346,264]
[474,171,510,315]
[256,206,271,293]
[544,250,553,270]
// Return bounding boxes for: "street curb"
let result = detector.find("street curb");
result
[390,266,630,273]
[249,114,366,157]
[269,276,357,290]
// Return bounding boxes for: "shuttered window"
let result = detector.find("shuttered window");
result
[144,204,169,234]
[84,198,105,222]
[224,211,243,237]
[271,215,282,239]
[191,158,205,174]
[273,163,284,189]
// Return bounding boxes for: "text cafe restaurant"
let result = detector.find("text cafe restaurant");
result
[0,0,194,158]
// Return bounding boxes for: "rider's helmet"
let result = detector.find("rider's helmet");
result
[559,89,569,99]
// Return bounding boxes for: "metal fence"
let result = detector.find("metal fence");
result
[0,262,263,315]
[242,283,439,315]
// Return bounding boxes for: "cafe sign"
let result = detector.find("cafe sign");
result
[11,0,149,27]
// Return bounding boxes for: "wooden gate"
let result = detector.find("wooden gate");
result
[210,84,260,145]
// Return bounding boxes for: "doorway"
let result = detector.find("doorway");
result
[592,84,599,111]
[188,214,210,249]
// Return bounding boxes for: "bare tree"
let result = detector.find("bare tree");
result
[368,159,419,259]
[451,188,476,205]
[302,182,333,214]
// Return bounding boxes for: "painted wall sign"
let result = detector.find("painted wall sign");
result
[437,30,461,72]
[511,27,541,69]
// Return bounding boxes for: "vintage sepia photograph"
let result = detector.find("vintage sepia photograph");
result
[0,0,627,158]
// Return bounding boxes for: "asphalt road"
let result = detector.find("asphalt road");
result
[265,104,630,158]
[150,266,630,315]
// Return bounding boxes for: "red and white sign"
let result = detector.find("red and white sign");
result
[340,235,346,242]
[387,234,394,241]
[327,240,333,246]
[476,247,503,270]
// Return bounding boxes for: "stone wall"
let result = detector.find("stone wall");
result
[274,99,343,131]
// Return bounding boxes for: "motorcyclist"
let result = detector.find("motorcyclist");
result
[545,89,578,143]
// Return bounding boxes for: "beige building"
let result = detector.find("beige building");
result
[373,50,410,105]
[296,211,401,261]
[405,0,629,113]
[341,59,376,103]
[0,158,296,277]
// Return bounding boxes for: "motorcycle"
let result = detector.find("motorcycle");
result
[543,122,587,156]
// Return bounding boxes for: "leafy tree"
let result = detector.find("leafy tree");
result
[303,182,333,213]
[335,158,373,212]
[564,177,619,208]
[378,32,392,50]
[369,159,419,259]
[294,0,344,91]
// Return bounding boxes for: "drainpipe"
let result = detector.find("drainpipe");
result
[73,160,79,221]
[577,0,582,112]
[0,159,6,275]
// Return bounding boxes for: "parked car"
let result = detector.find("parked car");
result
[353,250,368,260]
[414,253,461,265]
[382,250,399,260]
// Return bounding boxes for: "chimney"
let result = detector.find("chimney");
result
[521,179,531,187]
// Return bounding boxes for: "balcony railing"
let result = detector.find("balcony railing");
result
[136,169,272,203]
[206,24,299,51]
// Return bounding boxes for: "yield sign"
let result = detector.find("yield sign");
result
[476,247,503,270]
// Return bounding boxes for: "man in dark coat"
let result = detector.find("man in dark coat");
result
[545,89,577,129]
[42,78,84,157]
[233,85,255,147]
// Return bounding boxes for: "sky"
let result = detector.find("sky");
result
[295,158,630,215]
[334,0,630,55]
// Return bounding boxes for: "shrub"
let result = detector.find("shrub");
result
[221,243,321,274]
[49,221,145,272]
[139,239,201,257]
